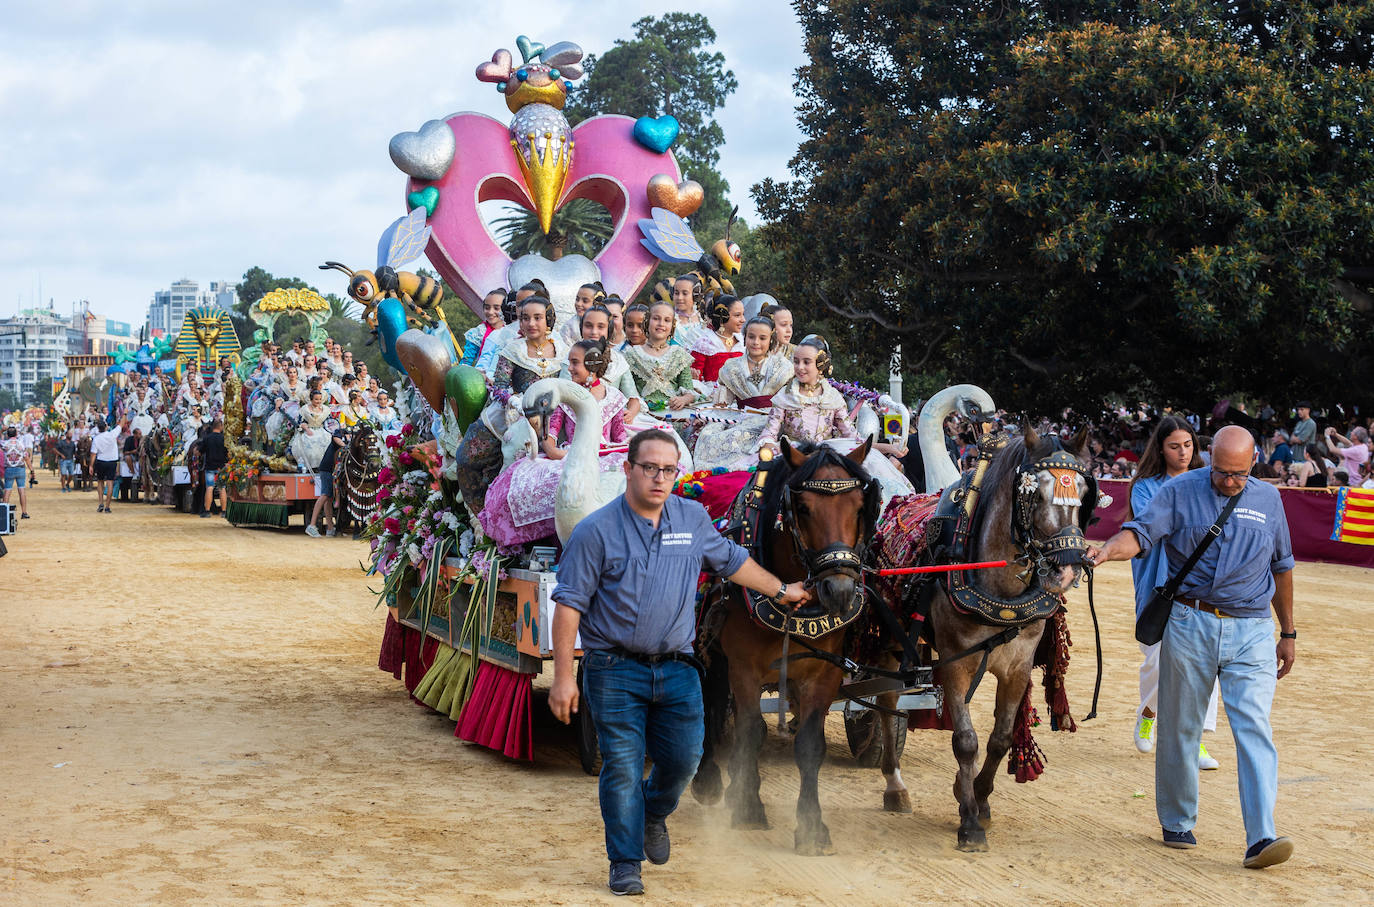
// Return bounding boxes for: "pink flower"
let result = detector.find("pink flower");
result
[402,505,414,515]
[398,451,414,466]
[402,423,417,436]
[376,466,394,485]
[384,517,401,534]
[385,434,401,449]
[376,486,392,503]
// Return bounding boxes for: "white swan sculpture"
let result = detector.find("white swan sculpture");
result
[917,383,996,492]
[522,377,628,544]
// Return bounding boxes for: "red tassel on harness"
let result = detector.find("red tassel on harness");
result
[378,611,405,680]
[1044,608,1077,733]
[1007,682,1045,783]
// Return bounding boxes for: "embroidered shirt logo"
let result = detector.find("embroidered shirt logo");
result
[662,532,694,546]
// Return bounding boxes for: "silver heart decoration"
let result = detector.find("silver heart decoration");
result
[389,119,456,181]
[507,253,602,330]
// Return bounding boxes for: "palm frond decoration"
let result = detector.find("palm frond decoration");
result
[491,198,614,258]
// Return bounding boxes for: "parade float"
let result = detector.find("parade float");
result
[225,288,341,527]
[334,31,928,766]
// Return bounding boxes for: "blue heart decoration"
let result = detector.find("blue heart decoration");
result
[374,298,409,371]
[407,186,439,217]
[632,115,680,154]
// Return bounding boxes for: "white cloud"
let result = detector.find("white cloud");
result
[0,0,807,326]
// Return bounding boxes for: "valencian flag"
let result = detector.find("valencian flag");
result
[1330,487,1374,546]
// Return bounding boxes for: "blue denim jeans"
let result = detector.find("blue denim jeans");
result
[580,650,704,865]
[1157,601,1278,847]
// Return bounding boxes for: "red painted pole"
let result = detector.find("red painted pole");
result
[875,560,1008,576]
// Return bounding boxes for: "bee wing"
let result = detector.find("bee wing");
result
[638,207,703,263]
[378,206,433,269]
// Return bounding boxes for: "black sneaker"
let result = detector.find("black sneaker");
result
[1243,836,1293,868]
[1162,828,1197,849]
[644,818,670,865]
[608,861,644,896]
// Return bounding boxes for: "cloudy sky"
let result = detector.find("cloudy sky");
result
[0,1,807,327]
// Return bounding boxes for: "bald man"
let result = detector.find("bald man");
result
[1087,425,1296,869]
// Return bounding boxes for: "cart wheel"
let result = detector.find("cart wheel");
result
[576,663,601,776]
[845,708,907,767]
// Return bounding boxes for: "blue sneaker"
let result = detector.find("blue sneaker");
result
[1244,836,1293,868]
[1163,828,1197,849]
[608,861,644,896]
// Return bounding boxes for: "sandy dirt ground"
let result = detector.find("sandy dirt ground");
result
[3,481,1373,905]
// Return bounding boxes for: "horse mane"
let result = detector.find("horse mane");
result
[968,433,1061,544]
[756,441,873,550]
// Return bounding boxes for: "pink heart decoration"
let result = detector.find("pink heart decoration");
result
[475,49,513,85]
[413,113,680,315]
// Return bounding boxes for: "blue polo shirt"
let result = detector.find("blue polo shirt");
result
[553,494,750,654]
[1122,469,1294,619]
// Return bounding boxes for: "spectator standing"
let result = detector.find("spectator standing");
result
[201,418,228,518]
[1290,403,1317,448]
[119,428,142,502]
[89,419,123,513]
[1125,415,1220,769]
[56,431,76,492]
[305,425,346,538]
[1267,430,1294,468]
[1324,426,1371,485]
[2,426,31,520]
[1087,426,1296,869]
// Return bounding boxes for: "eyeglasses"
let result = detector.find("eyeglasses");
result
[1211,467,1250,482]
[631,461,680,481]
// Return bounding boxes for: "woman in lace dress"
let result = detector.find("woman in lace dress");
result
[692,317,794,472]
[290,389,334,470]
[688,295,745,389]
[479,341,627,548]
[621,301,697,414]
[492,297,569,396]
[569,304,642,424]
[758,336,914,504]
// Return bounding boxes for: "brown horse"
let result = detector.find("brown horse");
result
[692,437,878,855]
[874,425,1093,851]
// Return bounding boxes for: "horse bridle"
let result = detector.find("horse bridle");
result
[778,473,881,584]
[1010,449,1098,581]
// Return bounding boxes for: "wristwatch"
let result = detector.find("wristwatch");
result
[1279,630,1297,640]
[776,583,788,601]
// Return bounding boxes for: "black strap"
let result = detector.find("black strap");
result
[1158,489,1243,603]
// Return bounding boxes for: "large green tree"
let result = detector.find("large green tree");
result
[567,12,740,233]
[756,0,1374,412]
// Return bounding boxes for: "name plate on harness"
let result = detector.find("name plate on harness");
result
[744,587,865,640]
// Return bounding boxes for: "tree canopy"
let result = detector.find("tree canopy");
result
[755,0,1374,412]
[567,12,740,232]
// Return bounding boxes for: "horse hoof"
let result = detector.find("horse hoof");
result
[883,790,912,813]
[957,830,989,853]
[691,772,723,805]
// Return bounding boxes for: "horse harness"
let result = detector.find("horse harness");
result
[721,454,880,641]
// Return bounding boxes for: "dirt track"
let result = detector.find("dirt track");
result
[3,482,1373,905]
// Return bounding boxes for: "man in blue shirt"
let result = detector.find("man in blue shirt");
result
[1087,426,1297,869]
[551,429,809,896]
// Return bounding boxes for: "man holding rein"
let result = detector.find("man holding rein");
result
[1086,425,1296,869]
[550,428,810,896]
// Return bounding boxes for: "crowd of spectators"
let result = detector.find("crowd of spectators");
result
[939,400,1374,490]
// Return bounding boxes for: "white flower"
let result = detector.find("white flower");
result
[458,528,475,556]
[406,543,422,563]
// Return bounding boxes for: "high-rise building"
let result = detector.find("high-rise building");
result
[145,279,239,340]
[0,308,71,403]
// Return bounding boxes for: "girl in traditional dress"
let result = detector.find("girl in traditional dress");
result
[479,340,628,548]
[369,390,401,433]
[337,390,370,428]
[622,301,697,414]
[127,384,157,436]
[692,317,795,472]
[670,274,706,348]
[559,281,605,346]
[461,289,507,369]
[290,389,333,470]
[570,304,642,423]
[493,297,569,395]
[688,294,745,389]
[620,303,649,350]
[759,335,914,503]
[761,303,796,359]
[602,294,627,346]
